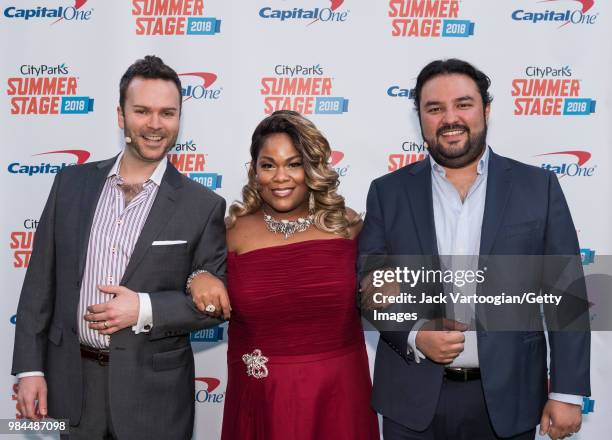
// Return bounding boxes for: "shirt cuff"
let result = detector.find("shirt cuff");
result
[17,371,44,378]
[407,319,428,363]
[131,292,153,334]
[549,393,584,407]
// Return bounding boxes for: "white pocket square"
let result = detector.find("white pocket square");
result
[152,240,187,246]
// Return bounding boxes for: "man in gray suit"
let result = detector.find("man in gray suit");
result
[12,55,229,439]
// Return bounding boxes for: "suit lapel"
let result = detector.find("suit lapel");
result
[405,160,438,256]
[121,164,183,285]
[479,151,513,255]
[78,157,117,280]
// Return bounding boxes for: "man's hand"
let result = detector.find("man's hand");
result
[84,285,140,334]
[359,271,400,310]
[16,377,47,420]
[540,399,582,440]
[190,272,231,320]
[415,318,468,364]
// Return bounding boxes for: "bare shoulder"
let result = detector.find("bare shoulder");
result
[226,212,263,253]
[345,207,363,240]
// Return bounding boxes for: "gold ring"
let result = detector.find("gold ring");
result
[103,321,109,329]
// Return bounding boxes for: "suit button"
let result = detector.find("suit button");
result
[144,324,151,331]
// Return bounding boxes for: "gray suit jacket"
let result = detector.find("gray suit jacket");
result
[12,156,226,440]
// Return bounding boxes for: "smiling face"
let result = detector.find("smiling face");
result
[419,73,490,169]
[255,132,310,217]
[117,77,181,164]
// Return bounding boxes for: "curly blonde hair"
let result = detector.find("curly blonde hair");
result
[227,110,358,237]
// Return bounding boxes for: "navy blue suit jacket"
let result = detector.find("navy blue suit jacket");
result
[359,150,590,437]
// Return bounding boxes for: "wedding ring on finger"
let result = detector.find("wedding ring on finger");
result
[205,304,217,313]
[103,321,109,329]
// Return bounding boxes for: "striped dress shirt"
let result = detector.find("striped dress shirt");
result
[78,152,166,348]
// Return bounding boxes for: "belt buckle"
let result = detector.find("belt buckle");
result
[96,351,108,366]
[462,369,469,381]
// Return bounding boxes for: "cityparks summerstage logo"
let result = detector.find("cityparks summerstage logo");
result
[259,0,349,25]
[388,141,427,172]
[178,72,222,102]
[511,65,596,116]
[511,0,599,28]
[10,218,39,269]
[3,0,93,24]
[131,0,221,36]
[6,63,94,115]
[388,0,475,38]
[167,139,222,190]
[260,64,349,115]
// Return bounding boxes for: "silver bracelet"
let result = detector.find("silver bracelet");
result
[186,269,208,294]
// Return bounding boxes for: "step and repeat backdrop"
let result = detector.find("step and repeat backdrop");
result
[1,1,610,439]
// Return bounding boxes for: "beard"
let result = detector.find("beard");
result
[123,124,179,164]
[424,122,487,169]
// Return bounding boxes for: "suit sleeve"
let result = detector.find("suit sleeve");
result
[148,196,226,340]
[359,180,412,359]
[544,172,591,397]
[12,172,61,375]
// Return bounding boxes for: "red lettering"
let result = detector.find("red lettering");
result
[388,0,459,18]
[388,153,426,171]
[513,98,563,116]
[263,97,314,114]
[133,0,203,16]
[11,97,60,115]
[391,18,441,36]
[14,251,32,268]
[511,79,581,97]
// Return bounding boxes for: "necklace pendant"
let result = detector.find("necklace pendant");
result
[263,210,314,239]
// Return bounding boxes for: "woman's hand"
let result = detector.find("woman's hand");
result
[190,272,232,320]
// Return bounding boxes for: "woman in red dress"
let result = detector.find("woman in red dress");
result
[200,110,379,439]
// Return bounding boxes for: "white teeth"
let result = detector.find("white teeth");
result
[144,135,162,141]
[441,130,465,136]
[272,189,292,196]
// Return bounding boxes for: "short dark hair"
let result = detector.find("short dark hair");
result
[413,59,492,114]
[119,55,182,111]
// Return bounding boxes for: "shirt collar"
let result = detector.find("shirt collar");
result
[107,149,167,186]
[429,145,490,178]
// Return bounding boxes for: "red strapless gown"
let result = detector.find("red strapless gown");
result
[221,239,379,440]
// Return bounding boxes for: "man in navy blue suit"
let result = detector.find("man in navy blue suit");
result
[359,59,590,440]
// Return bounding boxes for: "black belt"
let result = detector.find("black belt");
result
[80,344,110,366]
[444,367,480,382]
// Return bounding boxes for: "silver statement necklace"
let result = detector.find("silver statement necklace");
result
[263,210,314,239]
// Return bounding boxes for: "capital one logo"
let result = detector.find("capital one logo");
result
[259,0,349,25]
[8,149,90,176]
[195,377,225,404]
[512,0,598,27]
[3,0,93,24]
[178,72,221,102]
[536,150,596,178]
[330,150,349,177]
